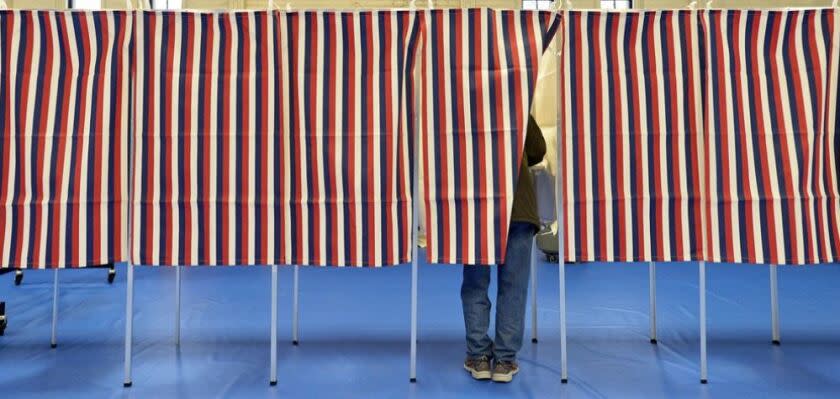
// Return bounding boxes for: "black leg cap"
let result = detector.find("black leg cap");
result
[123,382,133,388]
[270,380,277,386]
[650,339,658,344]
[292,340,299,346]
[772,340,781,346]
[700,379,708,384]
[561,378,568,384]
[410,378,417,383]
[531,338,538,344]
[50,343,57,349]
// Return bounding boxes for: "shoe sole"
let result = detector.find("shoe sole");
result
[463,364,492,380]
[491,368,519,383]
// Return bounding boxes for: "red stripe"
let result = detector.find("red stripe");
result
[382,13,394,265]
[768,14,798,264]
[0,14,12,265]
[326,13,338,265]
[241,14,251,264]
[645,13,664,261]
[590,15,606,260]
[308,14,320,265]
[730,12,755,262]
[345,14,357,265]
[665,12,685,259]
[434,12,450,263]
[13,12,34,266]
[257,14,269,264]
[629,15,644,259]
[784,12,812,263]
[164,14,176,265]
[608,14,625,260]
[32,13,55,265]
[421,15,433,262]
[472,10,488,264]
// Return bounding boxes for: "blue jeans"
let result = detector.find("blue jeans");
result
[461,222,536,362]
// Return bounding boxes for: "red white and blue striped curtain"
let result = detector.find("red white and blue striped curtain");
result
[561,11,706,263]
[0,11,131,269]
[418,9,559,265]
[131,11,421,266]
[704,9,840,264]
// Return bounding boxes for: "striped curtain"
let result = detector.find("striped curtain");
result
[0,11,131,269]
[704,9,840,265]
[418,9,559,265]
[561,11,706,263]
[131,10,421,266]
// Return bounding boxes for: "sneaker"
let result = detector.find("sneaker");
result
[491,360,519,383]
[463,356,492,380]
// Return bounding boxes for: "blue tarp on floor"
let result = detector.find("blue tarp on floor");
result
[1,252,839,398]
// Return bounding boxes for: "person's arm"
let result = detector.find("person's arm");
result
[524,115,546,167]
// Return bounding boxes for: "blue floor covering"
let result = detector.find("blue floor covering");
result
[1,252,839,398]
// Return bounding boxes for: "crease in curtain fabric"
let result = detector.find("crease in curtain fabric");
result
[131,10,421,266]
[0,10,131,268]
[418,8,560,265]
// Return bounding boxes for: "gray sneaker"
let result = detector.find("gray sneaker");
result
[491,360,519,383]
[463,356,492,380]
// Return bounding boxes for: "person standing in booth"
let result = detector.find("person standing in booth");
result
[462,115,546,383]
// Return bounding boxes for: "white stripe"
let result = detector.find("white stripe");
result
[315,12,327,265]
[736,11,764,263]
[296,14,309,264]
[706,13,721,262]
[150,12,162,265]
[512,11,531,263]
[75,12,99,266]
[617,14,632,259]
[774,13,804,264]
[721,12,743,262]
[132,12,144,264]
[442,12,456,264]
[562,11,574,262]
[635,13,651,261]
[480,10,495,263]
[423,10,438,263]
[265,13,276,264]
[755,11,786,263]
[247,12,257,265]
[58,11,80,268]
[20,11,40,267]
[122,12,131,262]
[372,13,382,266]
[598,12,614,261]
[190,14,201,265]
[99,13,114,265]
[227,13,238,265]
[460,11,475,265]
[171,13,182,265]
[279,14,291,263]
[389,11,400,266]
[333,13,345,266]
[671,13,692,261]
[208,14,219,265]
[653,12,671,261]
[579,12,592,260]
[794,12,818,263]
[38,12,61,266]
[353,13,363,265]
